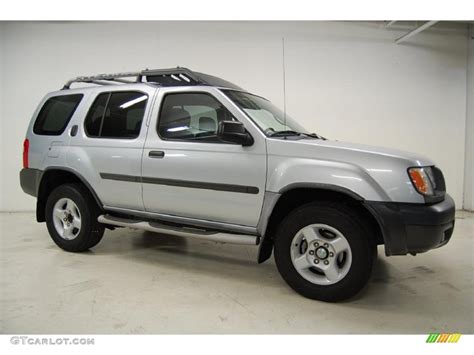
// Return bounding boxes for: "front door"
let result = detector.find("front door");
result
[142,88,266,228]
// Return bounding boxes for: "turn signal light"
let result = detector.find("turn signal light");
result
[408,167,434,195]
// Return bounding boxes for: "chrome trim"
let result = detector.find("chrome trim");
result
[98,214,259,246]
[103,206,258,235]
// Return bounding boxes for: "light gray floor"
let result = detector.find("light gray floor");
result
[1,211,472,334]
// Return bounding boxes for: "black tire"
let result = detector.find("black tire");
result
[45,183,104,252]
[274,201,375,302]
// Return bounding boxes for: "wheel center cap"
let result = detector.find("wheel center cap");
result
[316,246,329,259]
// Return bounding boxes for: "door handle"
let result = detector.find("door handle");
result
[70,125,78,137]
[149,150,165,158]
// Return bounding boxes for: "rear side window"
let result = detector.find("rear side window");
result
[84,91,148,139]
[33,94,83,135]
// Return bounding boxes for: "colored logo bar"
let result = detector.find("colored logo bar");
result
[426,333,461,343]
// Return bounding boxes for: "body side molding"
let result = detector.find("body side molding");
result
[100,172,260,194]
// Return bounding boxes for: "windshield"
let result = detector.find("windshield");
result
[222,90,309,136]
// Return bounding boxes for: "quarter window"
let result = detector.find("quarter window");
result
[33,94,83,135]
[84,91,148,139]
[157,93,235,141]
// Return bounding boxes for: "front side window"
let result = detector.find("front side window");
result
[33,94,83,135]
[157,93,235,141]
[222,90,309,137]
[84,91,148,139]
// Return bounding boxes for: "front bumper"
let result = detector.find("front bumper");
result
[365,195,455,256]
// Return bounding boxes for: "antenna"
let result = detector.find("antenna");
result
[282,37,287,131]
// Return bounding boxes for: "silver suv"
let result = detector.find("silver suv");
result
[20,67,455,302]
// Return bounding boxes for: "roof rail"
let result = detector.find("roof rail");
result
[62,71,141,89]
[62,67,244,91]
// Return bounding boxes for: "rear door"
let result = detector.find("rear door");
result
[67,86,155,211]
[142,87,267,228]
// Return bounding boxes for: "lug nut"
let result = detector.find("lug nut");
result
[329,252,334,257]
[324,260,329,265]
[313,242,319,247]
[324,243,329,248]
[309,250,314,255]
[314,259,319,264]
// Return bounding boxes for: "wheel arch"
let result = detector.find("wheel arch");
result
[257,184,384,263]
[36,167,103,222]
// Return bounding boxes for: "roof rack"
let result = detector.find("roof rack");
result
[62,71,141,89]
[62,67,243,90]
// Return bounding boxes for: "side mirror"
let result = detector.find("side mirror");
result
[217,121,254,146]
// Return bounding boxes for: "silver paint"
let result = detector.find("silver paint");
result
[25,82,439,234]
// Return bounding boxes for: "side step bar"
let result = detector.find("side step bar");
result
[98,214,259,246]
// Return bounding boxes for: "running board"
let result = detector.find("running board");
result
[98,214,259,246]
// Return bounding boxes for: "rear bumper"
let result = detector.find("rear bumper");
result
[20,168,42,197]
[365,195,455,256]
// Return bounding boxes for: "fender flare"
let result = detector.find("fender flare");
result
[257,183,367,264]
[36,166,103,222]
[279,183,364,200]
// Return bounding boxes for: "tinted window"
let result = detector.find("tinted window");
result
[84,91,148,139]
[158,93,235,141]
[84,93,108,137]
[33,94,83,135]
[223,90,308,136]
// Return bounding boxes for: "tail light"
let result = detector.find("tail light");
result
[23,138,29,168]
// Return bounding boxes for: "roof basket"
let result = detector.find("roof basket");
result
[63,67,208,89]
[141,67,201,86]
[62,67,244,91]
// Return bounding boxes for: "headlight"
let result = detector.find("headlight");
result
[408,167,435,195]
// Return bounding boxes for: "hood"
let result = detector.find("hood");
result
[267,138,435,168]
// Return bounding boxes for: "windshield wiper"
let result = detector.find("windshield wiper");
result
[269,130,301,137]
[301,132,327,140]
[268,130,327,140]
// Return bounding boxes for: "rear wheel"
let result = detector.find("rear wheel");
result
[274,202,375,302]
[45,183,104,252]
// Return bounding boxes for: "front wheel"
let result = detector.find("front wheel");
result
[45,183,105,252]
[274,202,375,302]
